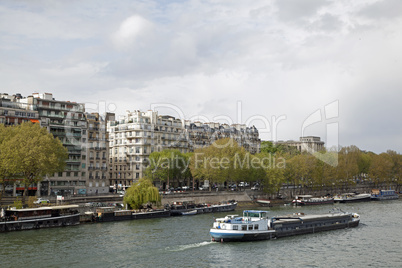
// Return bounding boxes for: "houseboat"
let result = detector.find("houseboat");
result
[210,209,360,242]
[168,200,237,216]
[94,207,170,222]
[334,193,371,203]
[292,195,334,206]
[0,205,80,232]
[371,189,399,201]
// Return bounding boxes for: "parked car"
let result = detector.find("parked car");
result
[182,186,190,190]
[34,198,50,204]
[238,182,249,187]
[199,185,209,191]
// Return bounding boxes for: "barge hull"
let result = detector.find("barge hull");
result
[0,214,80,232]
[210,230,276,242]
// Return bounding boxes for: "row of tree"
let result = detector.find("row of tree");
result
[1,123,400,208]
[144,139,402,196]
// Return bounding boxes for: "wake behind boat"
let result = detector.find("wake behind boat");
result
[210,209,360,242]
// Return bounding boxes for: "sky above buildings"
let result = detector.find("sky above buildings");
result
[1,0,401,153]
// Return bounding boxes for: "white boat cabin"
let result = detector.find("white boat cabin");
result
[213,210,270,231]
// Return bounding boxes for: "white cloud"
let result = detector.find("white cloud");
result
[112,15,153,49]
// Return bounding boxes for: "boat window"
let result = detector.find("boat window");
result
[233,225,238,230]
[254,224,259,230]
[242,225,247,230]
[248,225,253,230]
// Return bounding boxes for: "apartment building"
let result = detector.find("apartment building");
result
[0,93,39,125]
[21,93,88,196]
[85,112,114,194]
[184,121,260,154]
[107,110,190,189]
[108,110,261,189]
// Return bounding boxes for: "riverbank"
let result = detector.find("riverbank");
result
[1,182,398,208]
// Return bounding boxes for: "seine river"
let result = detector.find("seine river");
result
[1,200,401,268]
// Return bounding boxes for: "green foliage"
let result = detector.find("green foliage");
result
[369,153,393,187]
[145,149,189,189]
[190,138,247,186]
[0,122,68,197]
[124,178,161,209]
[28,196,36,208]
[260,141,280,154]
[13,198,23,209]
[260,141,300,156]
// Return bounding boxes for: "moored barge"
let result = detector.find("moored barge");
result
[0,205,80,232]
[169,200,237,216]
[334,193,371,203]
[371,189,399,201]
[94,207,170,222]
[292,195,334,206]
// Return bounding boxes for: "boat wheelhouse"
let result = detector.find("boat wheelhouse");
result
[210,210,275,242]
[371,189,399,201]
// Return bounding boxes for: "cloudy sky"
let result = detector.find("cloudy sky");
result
[1,0,401,153]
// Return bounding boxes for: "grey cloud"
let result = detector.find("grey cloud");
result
[359,0,402,20]
[274,0,330,23]
[311,13,343,32]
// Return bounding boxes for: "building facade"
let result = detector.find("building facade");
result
[107,110,261,189]
[22,93,88,196]
[184,121,260,154]
[107,110,189,190]
[0,93,39,126]
[276,136,325,153]
[85,112,114,195]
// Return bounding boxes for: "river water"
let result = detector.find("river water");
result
[1,200,401,268]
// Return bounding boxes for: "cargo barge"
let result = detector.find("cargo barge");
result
[210,209,360,242]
